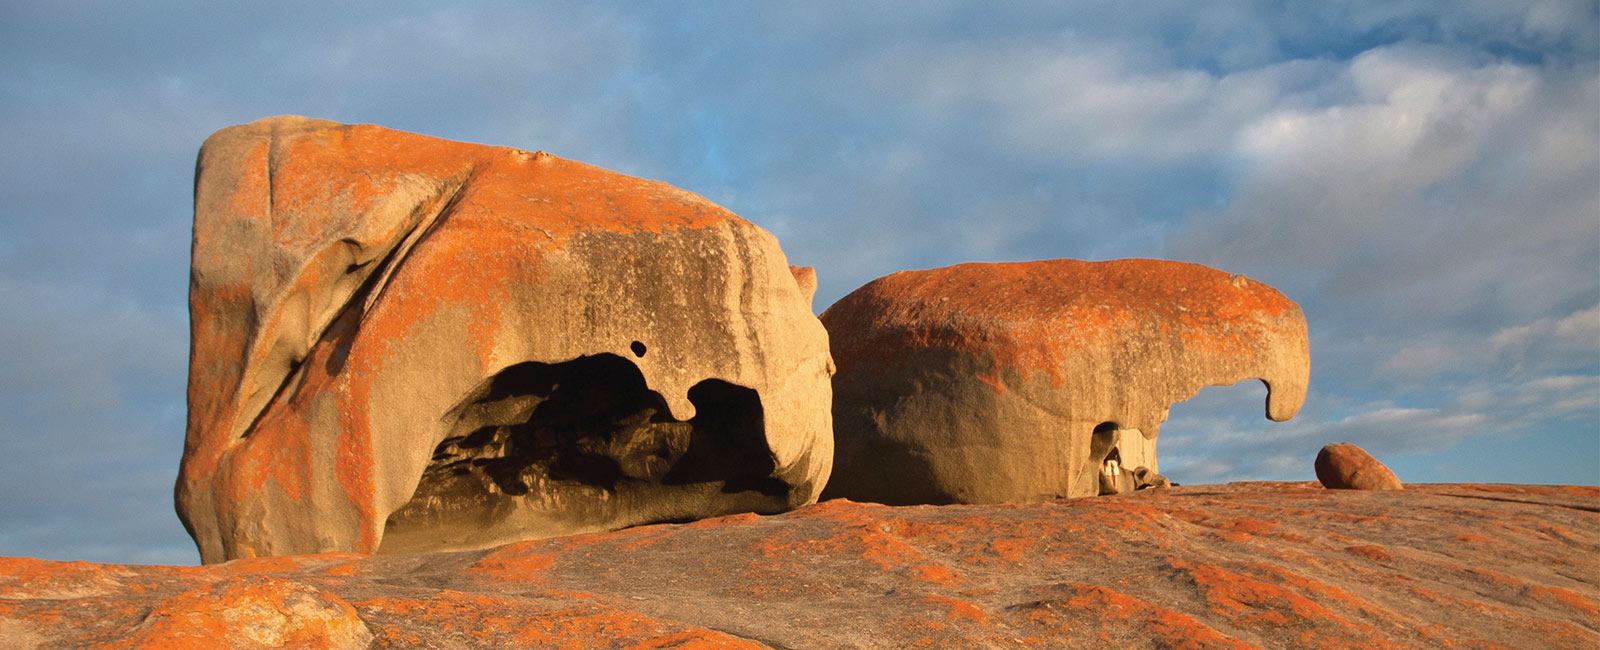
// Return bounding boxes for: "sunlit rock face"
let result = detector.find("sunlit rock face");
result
[1315,442,1403,490]
[819,259,1309,505]
[177,116,833,563]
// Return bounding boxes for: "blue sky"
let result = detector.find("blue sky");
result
[1,1,1595,565]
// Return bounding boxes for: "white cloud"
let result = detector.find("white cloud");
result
[1240,49,1537,194]
[1492,303,1600,351]
[1379,345,1462,377]
[1171,46,1597,412]
[1161,400,1490,483]
[873,35,1341,162]
[1160,367,1597,485]
[1375,304,1599,382]
[1192,45,1560,268]
[1500,0,1598,43]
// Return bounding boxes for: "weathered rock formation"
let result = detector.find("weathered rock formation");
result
[820,259,1309,505]
[5,483,1596,648]
[1316,442,1403,490]
[113,575,373,649]
[177,116,834,563]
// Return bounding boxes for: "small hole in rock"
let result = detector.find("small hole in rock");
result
[1090,421,1129,496]
[630,341,647,357]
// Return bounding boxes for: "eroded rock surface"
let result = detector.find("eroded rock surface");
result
[116,575,372,649]
[5,484,1597,648]
[1316,442,1403,490]
[820,259,1309,505]
[177,116,833,563]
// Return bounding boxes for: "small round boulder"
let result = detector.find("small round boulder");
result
[1315,443,1402,490]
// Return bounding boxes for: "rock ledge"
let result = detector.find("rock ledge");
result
[3,483,1596,648]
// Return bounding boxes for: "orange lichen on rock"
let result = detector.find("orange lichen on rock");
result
[822,259,1309,505]
[1528,585,1600,618]
[0,557,137,600]
[355,591,763,649]
[460,543,558,583]
[904,564,963,585]
[106,576,372,650]
[1007,583,1248,649]
[1161,558,1418,650]
[1345,545,1395,561]
[749,518,932,571]
[825,260,1302,384]
[5,482,1595,647]
[178,116,833,564]
[921,594,991,624]
[1166,558,1348,624]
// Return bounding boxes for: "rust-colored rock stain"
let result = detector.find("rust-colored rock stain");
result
[822,258,1310,506]
[179,116,834,564]
[4,483,1595,648]
[825,259,1302,385]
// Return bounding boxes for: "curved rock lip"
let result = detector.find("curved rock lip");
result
[178,116,833,563]
[821,259,1310,505]
[821,259,1305,385]
[7,483,1597,648]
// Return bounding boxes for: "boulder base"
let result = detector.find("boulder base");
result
[5,483,1596,648]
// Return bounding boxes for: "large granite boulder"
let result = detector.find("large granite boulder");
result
[820,259,1309,505]
[1315,442,1403,490]
[177,116,833,563]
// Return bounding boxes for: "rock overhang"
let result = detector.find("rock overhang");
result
[178,116,833,563]
[824,259,1308,423]
[820,258,1309,505]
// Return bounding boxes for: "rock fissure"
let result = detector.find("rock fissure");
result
[234,170,471,442]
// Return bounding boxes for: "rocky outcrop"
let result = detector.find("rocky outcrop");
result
[4,483,1596,648]
[115,576,372,649]
[1316,443,1403,490]
[820,259,1309,505]
[178,117,834,564]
